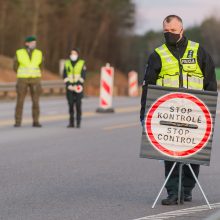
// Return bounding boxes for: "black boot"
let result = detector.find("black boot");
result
[67,116,74,128]
[184,191,192,202]
[67,123,74,128]
[76,120,81,128]
[161,194,184,205]
[14,123,21,127]
[33,122,42,127]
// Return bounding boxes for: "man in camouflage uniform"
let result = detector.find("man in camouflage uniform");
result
[14,36,43,127]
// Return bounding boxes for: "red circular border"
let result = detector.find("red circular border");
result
[146,93,212,157]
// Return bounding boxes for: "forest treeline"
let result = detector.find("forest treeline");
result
[0,0,134,72]
[0,0,220,76]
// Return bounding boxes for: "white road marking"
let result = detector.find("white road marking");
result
[103,122,139,130]
[133,202,220,220]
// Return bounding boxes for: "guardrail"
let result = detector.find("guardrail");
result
[0,81,219,98]
[0,80,65,98]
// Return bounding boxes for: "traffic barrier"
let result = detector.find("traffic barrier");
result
[96,63,114,113]
[128,70,138,97]
[1,79,220,99]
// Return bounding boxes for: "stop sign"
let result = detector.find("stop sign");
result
[145,93,212,157]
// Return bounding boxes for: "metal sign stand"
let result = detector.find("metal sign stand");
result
[152,162,212,209]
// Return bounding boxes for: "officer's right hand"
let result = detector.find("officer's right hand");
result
[67,85,75,91]
[141,120,145,127]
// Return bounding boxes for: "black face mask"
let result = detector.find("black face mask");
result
[164,32,181,46]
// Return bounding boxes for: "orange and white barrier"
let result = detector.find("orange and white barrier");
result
[128,71,138,97]
[96,63,114,113]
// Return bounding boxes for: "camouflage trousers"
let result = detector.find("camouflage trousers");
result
[15,78,42,125]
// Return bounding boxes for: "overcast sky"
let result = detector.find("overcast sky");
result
[133,0,220,35]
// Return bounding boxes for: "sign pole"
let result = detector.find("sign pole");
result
[152,162,212,209]
[152,162,177,208]
[187,164,212,209]
[178,163,183,205]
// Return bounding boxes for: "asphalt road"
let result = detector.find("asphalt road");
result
[0,96,220,220]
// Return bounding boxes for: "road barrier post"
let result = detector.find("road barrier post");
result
[128,70,138,97]
[96,63,114,113]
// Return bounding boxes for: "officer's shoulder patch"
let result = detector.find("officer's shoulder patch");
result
[187,50,194,58]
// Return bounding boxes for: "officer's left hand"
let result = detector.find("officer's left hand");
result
[78,77,84,83]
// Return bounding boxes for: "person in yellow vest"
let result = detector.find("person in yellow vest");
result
[14,36,43,127]
[63,48,86,128]
[140,15,217,205]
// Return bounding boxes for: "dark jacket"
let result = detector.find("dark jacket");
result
[140,36,217,121]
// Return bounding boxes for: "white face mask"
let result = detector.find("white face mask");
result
[70,54,78,61]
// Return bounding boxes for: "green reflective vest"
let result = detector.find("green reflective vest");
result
[64,59,85,83]
[16,48,43,78]
[155,40,203,90]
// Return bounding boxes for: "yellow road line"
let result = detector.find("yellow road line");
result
[103,122,139,130]
[40,111,97,122]
[2,106,219,128]
[0,119,16,126]
[115,106,139,113]
[0,112,97,127]
[0,106,139,127]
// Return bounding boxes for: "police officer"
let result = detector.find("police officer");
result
[14,36,43,127]
[63,49,86,128]
[140,15,217,205]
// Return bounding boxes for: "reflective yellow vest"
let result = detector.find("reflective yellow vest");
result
[64,59,85,83]
[155,40,204,90]
[16,48,43,78]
